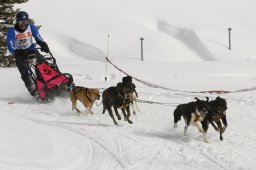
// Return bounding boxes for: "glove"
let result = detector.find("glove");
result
[39,41,50,53]
[14,49,29,56]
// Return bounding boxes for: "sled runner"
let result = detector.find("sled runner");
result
[27,52,74,101]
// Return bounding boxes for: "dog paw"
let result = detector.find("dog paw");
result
[214,127,220,132]
[128,120,133,124]
[184,128,188,136]
[220,136,223,141]
[173,124,178,128]
[117,116,121,120]
[204,140,210,143]
[199,128,205,133]
[221,126,227,133]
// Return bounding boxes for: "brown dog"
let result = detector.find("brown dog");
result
[69,86,100,114]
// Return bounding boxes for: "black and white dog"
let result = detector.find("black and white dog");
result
[173,97,210,143]
[201,96,228,141]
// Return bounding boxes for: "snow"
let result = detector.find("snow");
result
[1,0,256,169]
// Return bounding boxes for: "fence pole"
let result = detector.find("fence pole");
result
[140,37,144,61]
[228,27,232,50]
[105,35,110,83]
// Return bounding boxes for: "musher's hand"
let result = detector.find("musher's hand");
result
[39,41,50,53]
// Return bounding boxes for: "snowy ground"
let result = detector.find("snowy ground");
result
[1,0,256,169]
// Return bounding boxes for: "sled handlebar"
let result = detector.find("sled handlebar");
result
[36,47,55,61]
[36,47,52,56]
[33,48,59,70]
[27,54,37,59]
[44,57,52,61]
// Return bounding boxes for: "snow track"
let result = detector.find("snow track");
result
[2,62,256,169]
[1,88,256,170]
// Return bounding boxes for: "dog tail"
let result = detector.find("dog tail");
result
[102,97,106,114]
[102,91,107,114]
[102,103,107,114]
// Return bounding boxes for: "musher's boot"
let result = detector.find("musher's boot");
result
[24,75,36,96]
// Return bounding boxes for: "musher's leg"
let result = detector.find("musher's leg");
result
[15,54,37,96]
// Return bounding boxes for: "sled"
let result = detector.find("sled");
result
[27,52,74,101]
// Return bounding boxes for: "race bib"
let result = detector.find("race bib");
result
[15,25,33,49]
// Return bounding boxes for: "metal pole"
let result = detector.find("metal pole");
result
[140,37,144,61]
[228,27,232,50]
[105,35,110,83]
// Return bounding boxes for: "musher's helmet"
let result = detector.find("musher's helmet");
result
[16,11,29,22]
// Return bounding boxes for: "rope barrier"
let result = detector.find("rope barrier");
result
[106,57,256,94]
[106,57,193,93]
[135,99,178,107]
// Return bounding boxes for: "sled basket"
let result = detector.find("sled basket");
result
[28,52,73,101]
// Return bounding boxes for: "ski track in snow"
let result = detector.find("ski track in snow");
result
[1,70,256,169]
[2,87,256,170]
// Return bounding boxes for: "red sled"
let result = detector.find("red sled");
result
[28,52,73,101]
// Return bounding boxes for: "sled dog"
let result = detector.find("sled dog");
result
[173,97,210,143]
[69,86,100,114]
[201,96,228,141]
[102,82,136,125]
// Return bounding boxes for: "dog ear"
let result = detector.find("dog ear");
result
[206,97,209,102]
[194,97,200,101]
[122,77,126,83]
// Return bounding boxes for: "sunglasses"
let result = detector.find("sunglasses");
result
[18,20,29,25]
